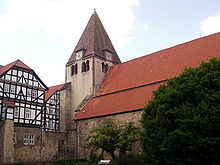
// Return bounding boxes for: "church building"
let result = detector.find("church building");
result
[0,11,220,163]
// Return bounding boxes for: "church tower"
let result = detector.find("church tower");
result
[65,11,121,117]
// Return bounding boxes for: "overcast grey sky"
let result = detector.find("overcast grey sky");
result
[0,0,220,86]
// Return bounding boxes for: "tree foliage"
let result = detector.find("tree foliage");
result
[85,118,140,162]
[141,58,220,165]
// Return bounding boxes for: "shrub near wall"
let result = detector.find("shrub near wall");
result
[141,58,220,165]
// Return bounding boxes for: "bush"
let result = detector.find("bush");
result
[53,158,88,165]
[141,58,220,164]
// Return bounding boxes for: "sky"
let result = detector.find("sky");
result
[0,0,220,86]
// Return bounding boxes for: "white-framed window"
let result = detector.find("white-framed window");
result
[24,133,34,145]
[14,107,19,118]
[10,85,15,93]
[49,105,53,114]
[29,134,34,145]
[27,88,31,97]
[14,132,17,144]
[32,90,37,98]
[24,134,29,145]
[49,120,53,129]
[4,84,9,92]
[25,108,30,119]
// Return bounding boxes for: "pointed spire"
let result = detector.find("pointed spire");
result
[66,11,121,66]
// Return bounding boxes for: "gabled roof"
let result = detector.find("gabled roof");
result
[66,11,121,66]
[74,32,220,120]
[0,59,32,76]
[0,59,48,90]
[45,83,70,101]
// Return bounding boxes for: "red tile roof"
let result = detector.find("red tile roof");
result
[66,11,121,66]
[74,32,220,120]
[0,59,48,90]
[45,84,66,101]
[0,59,32,76]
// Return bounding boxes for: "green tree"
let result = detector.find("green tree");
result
[86,118,140,163]
[141,58,220,165]
[117,122,140,159]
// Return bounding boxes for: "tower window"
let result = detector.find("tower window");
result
[102,62,108,73]
[102,62,105,72]
[71,65,75,75]
[82,62,86,72]
[86,60,90,71]
[75,63,78,74]
[82,60,90,72]
[71,64,78,75]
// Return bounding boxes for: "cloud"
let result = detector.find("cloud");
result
[200,13,220,36]
[144,24,148,30]
[0,0,139,47]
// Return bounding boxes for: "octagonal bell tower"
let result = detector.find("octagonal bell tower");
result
[65,10,121,117]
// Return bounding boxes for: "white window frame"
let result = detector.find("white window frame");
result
[14,107,19,118]
[10,85,15,93]
[14,132,17,144]
[4,84,9,92]
[49,119,53,129]
[27,88,31,97]
[32,89,37,98]
[25,108,30,119]
[24,133,34,145]
[29,134,34,145]
[24,133,29,145]
[49,104,53,114]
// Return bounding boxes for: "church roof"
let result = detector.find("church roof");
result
[66,11,121,66]
[74,32,220,120]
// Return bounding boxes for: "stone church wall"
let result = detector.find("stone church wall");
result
[75,110,142,159]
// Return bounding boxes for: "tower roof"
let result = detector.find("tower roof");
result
[66,11,121,66]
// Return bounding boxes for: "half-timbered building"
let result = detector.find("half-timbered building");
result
[0,60,48,127]
[44,83,70,132]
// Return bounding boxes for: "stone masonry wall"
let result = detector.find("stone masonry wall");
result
[14,126,67,163]
[0,120,14,164]
[75,110,143,159]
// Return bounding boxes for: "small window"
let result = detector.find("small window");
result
[82,62,86,72]
[27,89,31,97]
[14,107,19,118]
[86,60,90,71]
[25,108,30,119]
[102,62,108,73]
[102,62,105,72]
[75,64,78,74]
[4,84,9,92]
[49,105,53,114]
[10,85,15,93]
[24,134,29,145]
[105,64,108,73]
[32,90,37,98]
[49,120,53,129]
[14,132,17,144]
[71,65,74,76]
[24,134,34,145]
[29,134,34,145]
